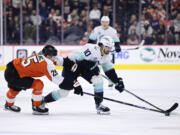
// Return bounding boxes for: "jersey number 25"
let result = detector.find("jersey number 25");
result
[21,55,38,67]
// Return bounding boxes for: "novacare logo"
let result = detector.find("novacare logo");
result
[140,47,156,62]
[158,48,180,59]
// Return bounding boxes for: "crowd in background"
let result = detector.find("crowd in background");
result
[3,0,180,45]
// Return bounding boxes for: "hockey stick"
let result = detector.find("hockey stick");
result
[121,40,145,51]
[101,74,178,115]
[83,92,177,116]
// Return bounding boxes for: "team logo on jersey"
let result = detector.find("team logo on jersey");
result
[140,47,156,62]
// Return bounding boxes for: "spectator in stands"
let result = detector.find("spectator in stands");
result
[52,0,61,11]
[156,4,165,21]
[162,15,172,29]
[67,9,78,24]
[129,14,137,26]
[157,21,165,35]
[128,20,139,36]
[46,18,57,37]
[64,1,70,21]
[39,1,48,21]
[79,10,87,24]
[45,0,55,9]
[12,16,20,44]
[12,0,20,8]
[156,34,165,44]
[102,0,113,23]
[170,8,178,20]
[39,21,48,43]
[141,20,153,38]
[89,5,101,27]
[138,14,146,32]
[23,16,35,44]
[168,31,176,44]
[30,10,42,26]
[142,31,155,45]
[23,16,33,27]
[49,9,56,19]
[150,15,160,32]
[127,29,139,45]
[89,5,101,20]
[7,16,15,43]
[26,2,34,16]
[53,10,62,25]
[173,13,180,43]
[56,26,61,42]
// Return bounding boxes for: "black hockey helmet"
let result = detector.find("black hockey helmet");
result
[42,45,57,57]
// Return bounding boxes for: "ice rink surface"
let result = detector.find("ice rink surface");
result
[0,70,180,135]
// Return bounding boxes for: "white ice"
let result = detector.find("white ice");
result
[0,70,180,135]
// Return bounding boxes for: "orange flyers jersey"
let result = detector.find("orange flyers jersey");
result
[13,54,64,86]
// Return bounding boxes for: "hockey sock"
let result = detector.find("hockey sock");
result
[31,79,43,107]
[94,92,103,106]
[32,90,42,107]
[6,89,19,106]
[44,89,69,103]
[44,91,60,103]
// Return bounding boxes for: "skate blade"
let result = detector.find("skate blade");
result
[4,107,21,113]
[32,111,49,115]
[97,111,111,115]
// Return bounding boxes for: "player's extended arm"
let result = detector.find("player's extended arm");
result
[102,65,124,93]
[53,56,78,72]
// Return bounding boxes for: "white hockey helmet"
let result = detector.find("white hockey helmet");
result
[101,16,110,23]
[99,36,114,49]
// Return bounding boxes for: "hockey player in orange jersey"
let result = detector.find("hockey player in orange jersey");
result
[4,45,83,115]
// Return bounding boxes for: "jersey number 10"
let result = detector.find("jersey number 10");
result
[84,49,91,56]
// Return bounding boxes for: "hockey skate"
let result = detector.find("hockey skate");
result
[32,100,49,115]
[96,104,110,115]
[4,102,21,112]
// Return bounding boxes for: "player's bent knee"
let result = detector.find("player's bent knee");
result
[31,79,44,90]
[91,75,103,85]
[57,89,69,98]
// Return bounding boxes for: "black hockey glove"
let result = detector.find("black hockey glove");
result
[63,57,78,72]
[115,78,124,93]
[115,42,121,52]
[73,80,83,96]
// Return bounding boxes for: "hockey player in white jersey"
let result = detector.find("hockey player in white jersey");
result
[43,36,125,114]
[88,16,121,87]
[88,16,121,52]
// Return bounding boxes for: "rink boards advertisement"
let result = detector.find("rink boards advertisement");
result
[0,45,180,70]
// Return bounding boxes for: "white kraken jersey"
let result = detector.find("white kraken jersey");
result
[68,43,114,72]
[89,26,120,42]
